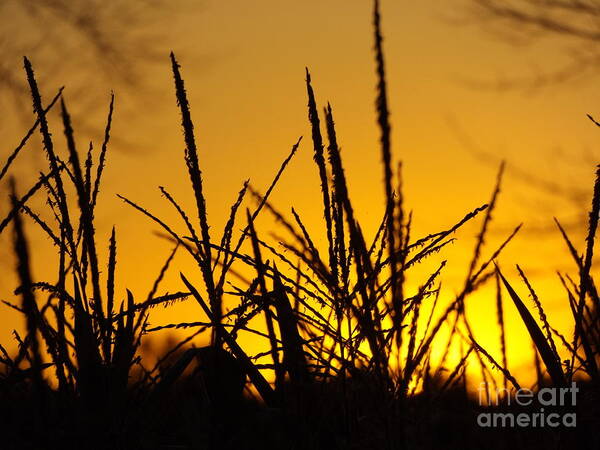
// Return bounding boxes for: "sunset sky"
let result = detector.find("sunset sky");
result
[1,0,599,387]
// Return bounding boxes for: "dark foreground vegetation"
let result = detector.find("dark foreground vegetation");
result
[1,1,599,449]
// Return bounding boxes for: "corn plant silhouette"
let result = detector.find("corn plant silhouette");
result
[1,1,599,449]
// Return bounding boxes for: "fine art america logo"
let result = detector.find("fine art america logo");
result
[476,382,578,428]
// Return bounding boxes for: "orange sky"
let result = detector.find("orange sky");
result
[1,0,599,388]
